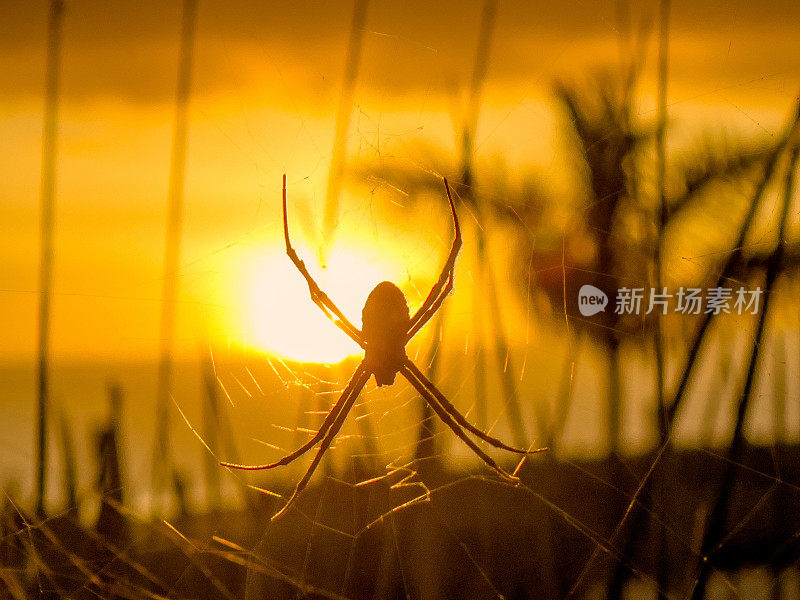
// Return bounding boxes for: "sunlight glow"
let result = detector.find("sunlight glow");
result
[243,246,401,364]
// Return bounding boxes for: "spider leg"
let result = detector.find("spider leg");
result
[283,174,366,348]
[404,360,547,456]
[406,270,453,340]
[271,367,372,520]
[407,178,461,340]
[400,363,518,482]
[220,362,368,471]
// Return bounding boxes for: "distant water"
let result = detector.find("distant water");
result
[1,334,795,514]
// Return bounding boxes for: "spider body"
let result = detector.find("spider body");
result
[221,174,546,520]
[362,281,410,386]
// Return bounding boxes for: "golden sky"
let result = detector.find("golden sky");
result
[2,0,800,509]
[1,0,799,362]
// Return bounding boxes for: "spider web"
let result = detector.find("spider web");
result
[2,2,800,599]
[188,114,800,599]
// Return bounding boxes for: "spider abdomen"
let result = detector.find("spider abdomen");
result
[362,281,410,386]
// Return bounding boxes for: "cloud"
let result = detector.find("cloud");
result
[1,0,798,107]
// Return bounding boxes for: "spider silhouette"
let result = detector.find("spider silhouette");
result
[222,174,544,519]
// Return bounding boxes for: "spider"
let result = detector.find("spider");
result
[222,174,544,520]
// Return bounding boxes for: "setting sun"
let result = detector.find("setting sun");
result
[242,246,401,364]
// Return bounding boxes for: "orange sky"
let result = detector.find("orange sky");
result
[1,0,798,362]
[2,1,800,509]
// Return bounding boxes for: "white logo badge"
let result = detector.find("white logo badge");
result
[578,284,608,316]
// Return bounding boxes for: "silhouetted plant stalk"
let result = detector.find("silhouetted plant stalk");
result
[57,404,77,510]
[408,2,497,451]
[545,345,577,452]
[653,0,670,444]
[348,360,381,475]
[770,332,790,592]
[202,352,222,511]
[405,0,530,456]
[35,0,64,518]
[321,0,369,264]
[313,0,382,466]
[699,331,734,446]
[96,384,128,543]
[414,310,443,461]
[555,76,637,456]
[202,348,253,511]
[153,0,198,512]
[691,142,800,600]
[463,0,497,143]
[464,192,530,449]
[652,2,671,598]
[537,62,776,462]
[772,334,787,445]
[460,0,530,449]
[603,93,800,599]
[666,99,800,425]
